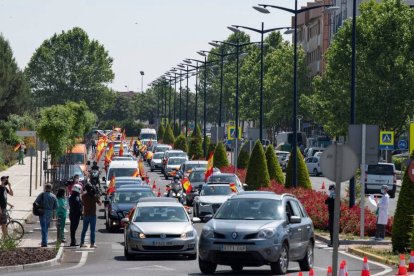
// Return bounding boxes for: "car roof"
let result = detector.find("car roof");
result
[108,161,138,168]
[168,157,187,160]
[115,177,142,181]
[165,150,184,153]
[116,187,153,192]
[209,173,235,177]
[137,198,183,207]
[232,191,283,200]
[156,144,171,148]
[185,160,207,164]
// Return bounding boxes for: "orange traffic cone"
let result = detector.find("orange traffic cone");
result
[298,272,303,276]
[408,251,414,272]
[339,261,346,276]
[152,180,156,190]
[308,268,314,276]
[326,266,332,276]
[343,260,348,275]
[361,256,370,276]
[157,188,161,197]
[397,254,408,275]
[321,181,326,190]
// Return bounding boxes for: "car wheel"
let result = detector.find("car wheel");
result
[187,253,197,260]
[124,239,134,260]
[231,265,243,272]
[298,241,314,271]
[270,243,289,275]
[198,257,217,274]
[105,213,109,231]
[313,168,318,176]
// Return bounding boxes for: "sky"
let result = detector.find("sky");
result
[0,0,309,92]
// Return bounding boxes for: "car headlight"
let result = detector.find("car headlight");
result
[199,202,210,207]
[201,227,214,239]
[258,228,276,239]
[180,230,194,239]
[131,231,146,239]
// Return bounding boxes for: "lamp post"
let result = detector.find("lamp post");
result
[183,61,201,127]
[178,64,196,137]
[228,23,290,142]
[163,77,167,127]
[171,69,178,132]
[140,71,144,93]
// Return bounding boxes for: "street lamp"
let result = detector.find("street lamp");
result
[229,23,290,142]
[140,71,144,93]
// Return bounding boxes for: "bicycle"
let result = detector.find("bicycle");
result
[4,204,25,240]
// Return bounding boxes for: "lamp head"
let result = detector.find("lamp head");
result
[284,28,295,35]
[209,41,220,47]
[197,51,207,57]
[253,5,270,14]
[228,26,241,33]
[183,59,192,64]
[325,6,340,13]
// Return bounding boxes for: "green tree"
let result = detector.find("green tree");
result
[285,148,312,189]
[163,124,175,145]
[66,101,96,138]
[303,0,414,137]
[265,146,285,185]
[157,124,165,142]
[213,142,229,169]
[174,135,188,152]
[237,149,250,169]
[25,27,115,117]
[204,136,211,158]
[245,140,270,190]
[188,125,203,159]
[0,35,30,119]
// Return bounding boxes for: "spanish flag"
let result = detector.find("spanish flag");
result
[145,151,154,160]
[131,168,140,177]
[107,175,116,194]
[229,183,237,193]
[138,159,145,176]
[13,144,21,152]
[105,142,114,163]
[95,139,106,162]
[205,151,214,181]
[119,142,124,157]
[182,177,192,193]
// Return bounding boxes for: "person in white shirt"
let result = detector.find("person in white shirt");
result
[375,185,390,240]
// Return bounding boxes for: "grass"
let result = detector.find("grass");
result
[356,246,400,264]
[315,229,381,241]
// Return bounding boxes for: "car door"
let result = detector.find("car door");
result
[285,200,303,260]
[289,199,310,258]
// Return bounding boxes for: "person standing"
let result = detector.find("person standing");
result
[0,176,13,238]
[80,184,101,248]
[35,184,57,247]
[18,142,26,165]
[325,184,335,247]
[56,188,67,243]
[69,184,83,247]
[375,185,390,240]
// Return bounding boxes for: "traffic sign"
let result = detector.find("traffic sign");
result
[320,144,359,182]
[379,131,394,150]
[227,126,241,140]
[398,140,408,150]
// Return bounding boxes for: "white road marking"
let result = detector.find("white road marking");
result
[340,251,393,276]
[59,251,89,271]
[126,265,174,271]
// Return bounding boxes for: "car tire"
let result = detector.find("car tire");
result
[298,241,314,271]
[231,265,243,272]
[313,168,318,176]
[124,240,134,260]
[270,243,289,275]
[199,257,217,274]
[187,253,197,260]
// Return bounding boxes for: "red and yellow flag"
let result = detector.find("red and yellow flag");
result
[182,177,192,193]
[13,144,21,152]
[95,138,106,162]
[119,142,124,156]
[107,175,116,194]
[145,151,154,160]
[229,183,237,193]
[138,159,145,176]
[205,151,214,181]
[131,168,140,177]
[105,142,114,163]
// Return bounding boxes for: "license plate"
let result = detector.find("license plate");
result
[153,241,173,246]
[221,245,246,252]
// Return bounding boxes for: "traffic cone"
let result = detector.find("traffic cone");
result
[321,181,325,190]
[152,180,156,190]
[361,256,370,276]
[298,272,302,276]
[343,260,348,275]
[408,251,414,272]
[308,268,314,276]
[339,261,346,276]
[326,266,332,276]
[397,254,408,275]
[157,188,161,197]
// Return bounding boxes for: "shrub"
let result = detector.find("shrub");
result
[163,124,175,145]
[237,149,250,169]
[213,142,228,169]
[174,135,188,152]
[285,147,312,189]
[204,136,211,158]
[265,146,285,185]
[157,124,165,142]
[245,140,270,190]
[188,126,203,160]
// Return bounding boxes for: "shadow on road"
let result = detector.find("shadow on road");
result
[113,254,192,262]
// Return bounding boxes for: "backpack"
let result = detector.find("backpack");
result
[33,193,45,216]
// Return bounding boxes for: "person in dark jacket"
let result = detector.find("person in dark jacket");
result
[80,184,101,248]
[325,184,335,247]
[35,183,57,247]
[69,184,83,246]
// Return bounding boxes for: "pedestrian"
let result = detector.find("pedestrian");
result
[35,183,57,247]
[325,184,335,247]
[18,142,26,165]
[56,188,67,243]
[80,184,101,248]
[67,174,83,195]
[0,176,13,238]
[68,184,83,247]
[91,138,96,153]
[375,185,390,240]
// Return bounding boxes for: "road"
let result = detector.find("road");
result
[9,161,395,276]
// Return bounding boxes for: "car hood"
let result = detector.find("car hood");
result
[209,219,284,232]
[166,165,181,169]
[198,195,232,204]
[152,158,162,163]
[111,202,136,212]
[131,222,192,234]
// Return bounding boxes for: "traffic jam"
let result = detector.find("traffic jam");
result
[90,127,315,275]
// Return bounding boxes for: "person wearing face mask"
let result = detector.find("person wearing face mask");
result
[375,185,390,240]
[325,184,335,247]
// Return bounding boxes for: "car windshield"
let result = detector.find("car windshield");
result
[168,158,185,165]
[113,191,154,203]
[115,181,143,188]
[208,175,236,184]
[189,171,205,182]
[108,168,138,179]
[134,206,188,222]
[113,157,133,161]
[155,146,169,152]
[153,153,164,159]
[185,163,207,171]
[141,133,157,140]
[367,164,394,175]
[201,185,232,196]
[59,153,84,164]
[215,198,282,220]
[168,152,186,158]
[57,165,83,179]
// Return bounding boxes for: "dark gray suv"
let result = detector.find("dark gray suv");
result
[198,191,314,275]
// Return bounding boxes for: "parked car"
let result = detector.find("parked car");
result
[305,147,325,158]
[198,191,314,275]
[164,157,187,180]
[150,152,165,172]
[365,163,396,198]
[305,156,322,176]
[122,197,199,260]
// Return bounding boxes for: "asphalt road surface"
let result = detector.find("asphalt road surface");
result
[9,161,394,276]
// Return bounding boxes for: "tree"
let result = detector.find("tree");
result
[214,142,229,169]
[66,101,96,138]
[204,136,211,158]
[25,27,115,117]
[188,125,203,159]
[163,124,175,145]
[0,35,30,119]
[174,135,188,152]
[157,124,165,142]
[245,140,270,190]
[174,122,180,137]
[265,146,285,185]
[303,0,414,137]
[285,147,312,189]
[237,149,250,169]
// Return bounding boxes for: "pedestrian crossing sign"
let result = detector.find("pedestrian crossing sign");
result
[380,131,394,146]
[227,126,241,140]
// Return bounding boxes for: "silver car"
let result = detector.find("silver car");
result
[198,192,314,275]
[193,184,236,220]
[150,152,164,172]
[123,198,199,260]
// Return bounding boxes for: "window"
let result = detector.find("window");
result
[288,200,303,218]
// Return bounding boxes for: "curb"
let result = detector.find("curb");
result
[347,246,398,267]
[0,246,64,273]
[315,233,392,245]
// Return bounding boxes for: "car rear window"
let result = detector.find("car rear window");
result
[367,165,394,175]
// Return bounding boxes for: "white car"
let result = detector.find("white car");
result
[150,152,165,172]
[305,156,322,176]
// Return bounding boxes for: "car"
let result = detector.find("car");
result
[102,177,147,206]
[105,187,155,232]
[139,128,157,143]
[282,155,290,171]
[59,144,88,175]
[112,155,135,161]
[193,184,236,221]
[179,160,208,177]
[164,157,187,180]
[276,151,290,168]
[55,164,86,187]
[305,147,325,158]
[104,160,139,187]
[305,156,322,176]
[198,191,315,275]
[161,150,188,173]
[150,152,165,172]
[185,168,221,206]
[153,144,172,153]
[206,173,246,192]
[122,197,199,260]
[365,163,397,198]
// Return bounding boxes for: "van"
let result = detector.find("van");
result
[365,163,396,198]
[104,160,139,188]
[139,128,157,142]
[61,144,88,174]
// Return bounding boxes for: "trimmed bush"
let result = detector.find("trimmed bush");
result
[163,124,175,145]
[157,124,165,142]
[173,134,188,152]
[188,125,203,159]
[237,149,250,169]
[207,142,216,158]
[285,147,312,189]
[213,142,228,169]
[173,122,180,137]
[245,140,270,190]
[265,146,285,185]
[191,124,202,139]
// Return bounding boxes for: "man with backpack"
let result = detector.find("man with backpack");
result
[34,184,57,247]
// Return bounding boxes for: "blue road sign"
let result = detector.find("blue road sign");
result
[379,145,394,150]
[398,140,408,150]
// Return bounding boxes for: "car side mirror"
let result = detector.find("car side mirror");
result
[121,218,130,224]
[192,217,201,223]
[289,215,301,224]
